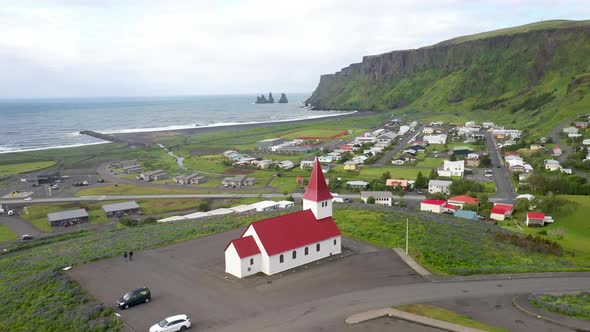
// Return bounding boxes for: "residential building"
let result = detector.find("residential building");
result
[423,134,448,145]
[526,212,546,227]
[386,179,409,190]
[300,160,315,169]
[391,159,406,165]
[530,144,542,150]
[428,180,452,194]
[102,201,141,217]
[47,209,89,227]
[452,146,471,157]
[562,127,579,135]
[222,175,256,187]
[360,191,393,206]
[277,200,295,209]
[545,159,562,172]
[561,168,573,175]
[252,159,274,169]
[278,160,295,170]
[346,180,369,189]
[140,170,168,181]
[447,195,478,209]
[224,159,341,278]
[343,161,361,171]
[583,139,590,146]
[465,154,480,167]
[575,122,588,129]
[438,160,465,177]
[422,127,434,134]
[482,122,494,128]
[489,204,514,221]
[420,199,446,213]
[173,173,207,185]
[121,165,142,174]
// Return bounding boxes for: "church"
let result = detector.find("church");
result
[224,159,342,278]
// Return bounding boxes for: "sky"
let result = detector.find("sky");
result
[0,0,589,98]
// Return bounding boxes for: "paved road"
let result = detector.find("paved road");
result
[212,276,590,332]
[485,131,517,202]
[549,116,589,179]
[374,126,423,166]
[0,215,41,238]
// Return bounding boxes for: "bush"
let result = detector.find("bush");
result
[493,232,563,256]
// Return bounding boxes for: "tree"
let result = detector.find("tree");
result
[428,169,438,181]
[198,201,210,212]
[366,196,376,204]
[450,153,457,161]
[415,171,428,189]
[380,171,392,183]
[463,203,478,212]
[286,195,295,202]
[514,198,531,213]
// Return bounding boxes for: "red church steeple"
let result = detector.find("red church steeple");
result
[303,159,333,202]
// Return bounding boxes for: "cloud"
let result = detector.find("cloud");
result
[0,0,589,97]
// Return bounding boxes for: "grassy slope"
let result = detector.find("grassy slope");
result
[395,304,508,332]
[0,161,56,177]
[529,292,590,321]
[0,224,17,242]
[333,207,587,275]
[308,21,590,137]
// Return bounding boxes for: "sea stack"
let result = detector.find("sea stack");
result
[255,92,277,104]
[278,93,288,103]
[267,92,275,103]
[256,94,268,103]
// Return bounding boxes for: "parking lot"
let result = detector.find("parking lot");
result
[69,229,424,332]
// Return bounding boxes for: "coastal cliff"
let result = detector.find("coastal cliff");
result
[306,20,590,131]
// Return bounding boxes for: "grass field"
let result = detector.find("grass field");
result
[0,161,56,177]
[395,304,508,331]
[333,206,587,275]
[498,195,590,266]
[138,199,207,215]
[529,292,590,321]
[21,202,114,232]
[279,128,349,140]
[416,157,443,167]
[75,184,200,196]
[0,224,17,242]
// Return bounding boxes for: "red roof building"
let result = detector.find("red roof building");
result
[490,203,514,221]
[526,212,546,227]
[447,195,478,208]
[421,199,446,206]
[225,158,341,278]
[420,199,447,213]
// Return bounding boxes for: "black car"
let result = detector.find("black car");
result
[117,287,151,309]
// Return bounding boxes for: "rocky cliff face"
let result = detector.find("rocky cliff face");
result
[306,24,590,112]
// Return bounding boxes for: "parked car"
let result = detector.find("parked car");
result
[117,287,151,309]
[23,197,32,201]
[97,178,105,183]
[82,180,89,185]
[21,234,33,240]
[149,314,191,332]
[343,198,353,203]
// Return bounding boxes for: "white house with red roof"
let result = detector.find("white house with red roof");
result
[490,203,514,221]
[447,195,478,209]
[225,159,342,278]
[420,199,446,213]
[526,212,546,226]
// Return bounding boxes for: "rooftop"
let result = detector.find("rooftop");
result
[102,201,140,213]
[47,209,88,222]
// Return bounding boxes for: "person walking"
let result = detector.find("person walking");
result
[128,250,134,261]
[123,252,128,261]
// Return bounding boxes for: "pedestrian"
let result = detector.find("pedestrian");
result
[128,250,134,261]
[123,252,128,261]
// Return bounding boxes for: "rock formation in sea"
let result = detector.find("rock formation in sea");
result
[278,93,288,103]
[267,92,275,103]
[256,94,268,103]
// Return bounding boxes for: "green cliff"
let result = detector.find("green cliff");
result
[307,20,590,134]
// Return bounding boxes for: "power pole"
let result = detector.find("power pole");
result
[405,218,409,255]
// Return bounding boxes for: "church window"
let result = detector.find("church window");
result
[292,250,297,259]
[279,254,284,263]
[316,243,320,252]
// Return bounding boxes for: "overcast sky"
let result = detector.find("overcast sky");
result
[0,0,588,98]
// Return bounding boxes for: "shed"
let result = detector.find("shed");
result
[453,210,478,220]
[47,209,89,227]
[102,201,141,217]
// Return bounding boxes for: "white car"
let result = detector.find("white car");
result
[149,314,191,332]
[24,197,32,201]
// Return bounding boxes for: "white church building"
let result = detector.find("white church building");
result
[225,159,342,278]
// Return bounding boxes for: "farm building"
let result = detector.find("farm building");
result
[102,201,141,217]
[47,209,89,227]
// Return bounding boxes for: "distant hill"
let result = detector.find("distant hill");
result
[306,20,590,135]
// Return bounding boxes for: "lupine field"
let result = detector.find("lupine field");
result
[529,292,590,320]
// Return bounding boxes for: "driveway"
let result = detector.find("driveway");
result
[69,229,423,332]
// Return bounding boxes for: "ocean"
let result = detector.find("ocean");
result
[0,94,352,154]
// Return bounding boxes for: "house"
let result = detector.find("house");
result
[121,165,143,174]
[352,155,368,164]
[447,195,478,208]
[583,139,590,146]
[526,212,546,227]
[102,201,141,217]
[545,159,562,172]
[360,191,393,206]
[489,204,514,221]
[428,180,452,195]
[346,180,369,189]
[140,170,168,181]
[278,160,295,170]
[438,160,465,177]
[569,133,582,139]
[343,161,361,171]
[465,154,480,167]
[454,210,478,220]
[318,155,335,163]
[224,159,341,278]
[562,127,579,135]
[423,134,448,145]
[420,199,446,213]
[561,168,573,175]
[386,179,409,190]
[173,173,207,185]
[482,122,494,128]
[391,159,406,165]
[250,201,280,212]
[47,209,89,227]
[530,144,543,151]
[575,122,588,129]
[452,146,471,157]
[277,200,295,209]
[252,159,274,169]
[222,175,256,187]
[257,138,284,150]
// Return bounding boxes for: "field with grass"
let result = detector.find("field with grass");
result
[498,195,590,266]
[0,224,17,242]
[529,292,590,321]
[75,184,200,196]
[0,211,287,332]
[0,161,56,177]
[138,199,207,215]
[278,128,349,140]
[21,202,114,232]
[395,304,508,332]
[333,206,587,275]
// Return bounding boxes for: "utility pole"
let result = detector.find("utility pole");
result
[405,218,409,255]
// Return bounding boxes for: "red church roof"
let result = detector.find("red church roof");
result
[527,212,545,219]
[228,236,261,258]
[421,199,446,206]
[448,195,478,205]
[248,209,341,256]
[303,159,333,202]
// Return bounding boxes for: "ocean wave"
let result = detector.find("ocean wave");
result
[0,141,109,154]
[101,111,358,134]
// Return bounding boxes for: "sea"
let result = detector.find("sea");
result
[0,94,353,154]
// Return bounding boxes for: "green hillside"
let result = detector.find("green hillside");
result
[307,20,590,136]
